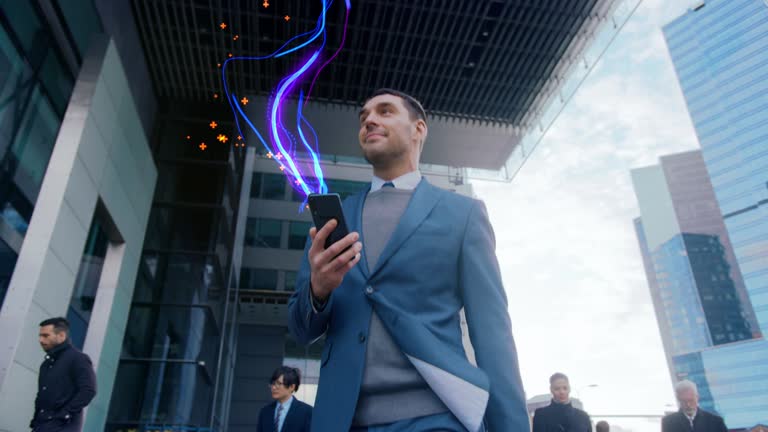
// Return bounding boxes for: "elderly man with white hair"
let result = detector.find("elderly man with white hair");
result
[661,380,728,432]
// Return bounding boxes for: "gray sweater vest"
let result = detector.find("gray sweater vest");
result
[352,187,448,426]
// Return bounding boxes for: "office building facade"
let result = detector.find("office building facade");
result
[632,150,767,428]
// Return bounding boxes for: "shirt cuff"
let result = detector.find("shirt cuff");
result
[309,285,329,313]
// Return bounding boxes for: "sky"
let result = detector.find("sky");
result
[472,1,703,431]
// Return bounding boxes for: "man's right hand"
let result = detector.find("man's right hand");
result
[309,219,363,300]
[309,219,362,301]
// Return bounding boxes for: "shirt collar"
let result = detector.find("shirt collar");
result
[370,170,421,193]
[278,395,294,411]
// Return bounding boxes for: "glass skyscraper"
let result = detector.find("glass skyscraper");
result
[633,149,767,428]
[661,0,768,427]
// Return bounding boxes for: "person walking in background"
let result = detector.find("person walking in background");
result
[662,380,727,432]
[257,366,312,432]
[30,317,96,432]
[596,420,610,432]
[532,373,592,432]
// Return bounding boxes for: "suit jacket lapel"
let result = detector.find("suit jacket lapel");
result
[370,178,441,278]
[349,186,371,280]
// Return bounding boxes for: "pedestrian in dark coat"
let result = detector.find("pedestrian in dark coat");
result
[257,367,312,432]
[533,373,592,432]
[662,380,727,432]
[30,317,96,432]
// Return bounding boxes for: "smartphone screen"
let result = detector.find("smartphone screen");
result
[307,193,351,250]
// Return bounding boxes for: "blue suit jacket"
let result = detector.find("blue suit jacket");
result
[257,398,313,432]
[288,178,529,431]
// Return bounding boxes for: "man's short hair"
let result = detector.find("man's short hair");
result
[596,421,610,432]
[674,379,698,395]
[364,88,427,123]
[271,366,301,391]
[549,372,569,385]
[39,317,70,334]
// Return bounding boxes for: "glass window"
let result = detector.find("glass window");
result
[244,218,281,248]
[284,271,297,292]
[0,238,18,309]
[326,179,368,199]
[240,268,278,291]
[53,0,103,59]
[261,173,287,199]
[67,214,109,350]
[288,221,311,250]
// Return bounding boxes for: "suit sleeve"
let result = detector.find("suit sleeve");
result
[57,353,96,420]
[288,236,334,344]
[256,406,266,432]
[661,416,670,432]
[460,200,529,431]
[716,415,728,432]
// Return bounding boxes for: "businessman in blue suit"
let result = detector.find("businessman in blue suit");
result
[288,89,529,431]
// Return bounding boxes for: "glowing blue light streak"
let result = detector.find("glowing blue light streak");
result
[222,0,350,207]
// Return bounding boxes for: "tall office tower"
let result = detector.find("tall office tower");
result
[632,150,766,428]
[661,1,768,427]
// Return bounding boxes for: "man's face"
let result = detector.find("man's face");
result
[550,378,570,403]
[39,325,66,351]
[270,375,295,402]
[677,388,698,414]
[358,94,424,168]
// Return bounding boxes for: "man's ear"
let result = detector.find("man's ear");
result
[415,120,428,151]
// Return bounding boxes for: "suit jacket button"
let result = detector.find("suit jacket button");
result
[365,286,373,295]
[359,332,366,343]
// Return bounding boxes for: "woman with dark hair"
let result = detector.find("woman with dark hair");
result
[532,373,592,432]
[257,366,312,432]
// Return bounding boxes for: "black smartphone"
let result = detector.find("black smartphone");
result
[307,193,351,250]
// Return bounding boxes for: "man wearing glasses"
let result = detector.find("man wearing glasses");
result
[257,366,312,432]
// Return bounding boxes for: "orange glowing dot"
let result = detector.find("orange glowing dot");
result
[266,152,273,158]
[209,121,218,129]
[284,15,291,22]
[228,53,233,58]
[263,0,269,7]
[199,143,207,151]
[186,135,191,140]
[279,166,286,171]
[213,93,219,99]
[217,134,228,143]
[237,135,242,140]
[240,96,249,105]
[220,22,227,30]
[217,63,221,68]
[233,35,239,41]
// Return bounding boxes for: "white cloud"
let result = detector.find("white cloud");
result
[470,2,706,430]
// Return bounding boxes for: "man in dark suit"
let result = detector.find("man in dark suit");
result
[257,366,312,432]
[662,380,728,432]
[30,317,96,432]
[532,373,592,432]
[288,89,528,431]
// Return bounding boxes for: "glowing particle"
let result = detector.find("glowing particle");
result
[275,153,283,160]
[209,121,218,129]
[284,15,290,22]
[213,93,219,99]
[217,134,228,143]
[294,179,302,185]
[217,63,221,68]
[240,97,249,105]
[263,0,269,7]
[237,135,242,140]
[279,166,286,171]
[266,152,273,159]
[220,22,227,30]
[199,143,207,151]
[228,53,233,58]
[186,135,191,140]
[233,35,239,41]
